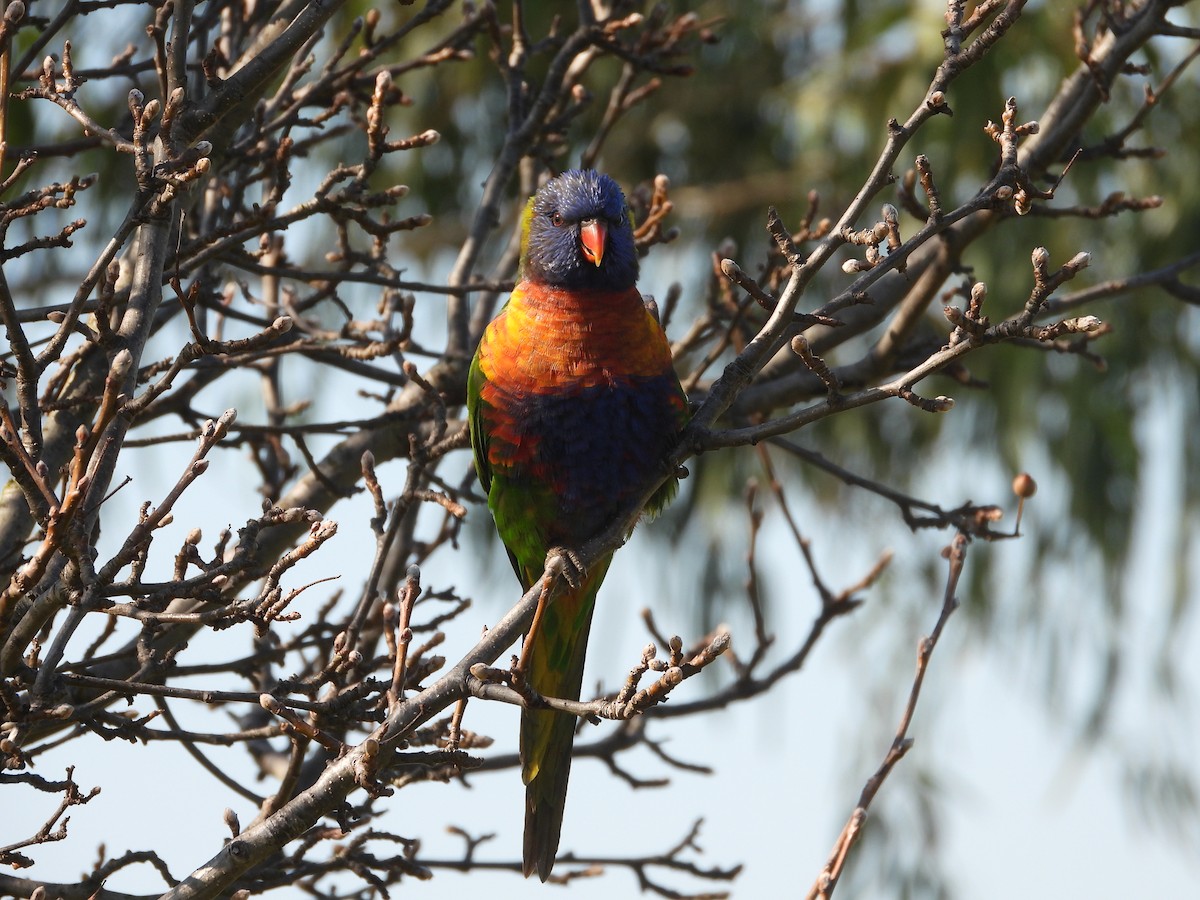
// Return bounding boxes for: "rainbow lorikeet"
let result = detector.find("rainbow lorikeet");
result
[467,170,688,880]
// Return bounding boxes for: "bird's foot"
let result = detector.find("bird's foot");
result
[513,551,580,678]
[545,546,585,590]
[512,549,586,679]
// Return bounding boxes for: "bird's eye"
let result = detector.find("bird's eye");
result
[549,211,565,227]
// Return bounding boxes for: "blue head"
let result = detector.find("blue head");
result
[520,170,638,292]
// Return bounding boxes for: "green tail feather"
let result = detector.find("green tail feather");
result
[520,558,610,880]
[522,702,580,880]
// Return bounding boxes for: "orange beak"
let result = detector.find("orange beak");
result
[579,219,607,267]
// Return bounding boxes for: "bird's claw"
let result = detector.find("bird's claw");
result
[546,547,585,590]
[514,550,584,678]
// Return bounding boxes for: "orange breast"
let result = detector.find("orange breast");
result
[477,283,673,393]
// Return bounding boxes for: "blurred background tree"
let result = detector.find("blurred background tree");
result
[1,0,1197,898]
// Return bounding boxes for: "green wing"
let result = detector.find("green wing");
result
[469,345,535,583]
[466,347,492,498]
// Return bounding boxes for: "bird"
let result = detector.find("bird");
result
[467,169,688,881]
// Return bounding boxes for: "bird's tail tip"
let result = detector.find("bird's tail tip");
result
[521,857,551,882]
[522,824,557,881]
[523,771,567,881]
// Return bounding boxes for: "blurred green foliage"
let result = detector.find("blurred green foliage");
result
[361,0,1200,801]
[584,2,1200,886]
[6,1,1196,893]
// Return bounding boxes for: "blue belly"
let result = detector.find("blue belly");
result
[505,374,681,545]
